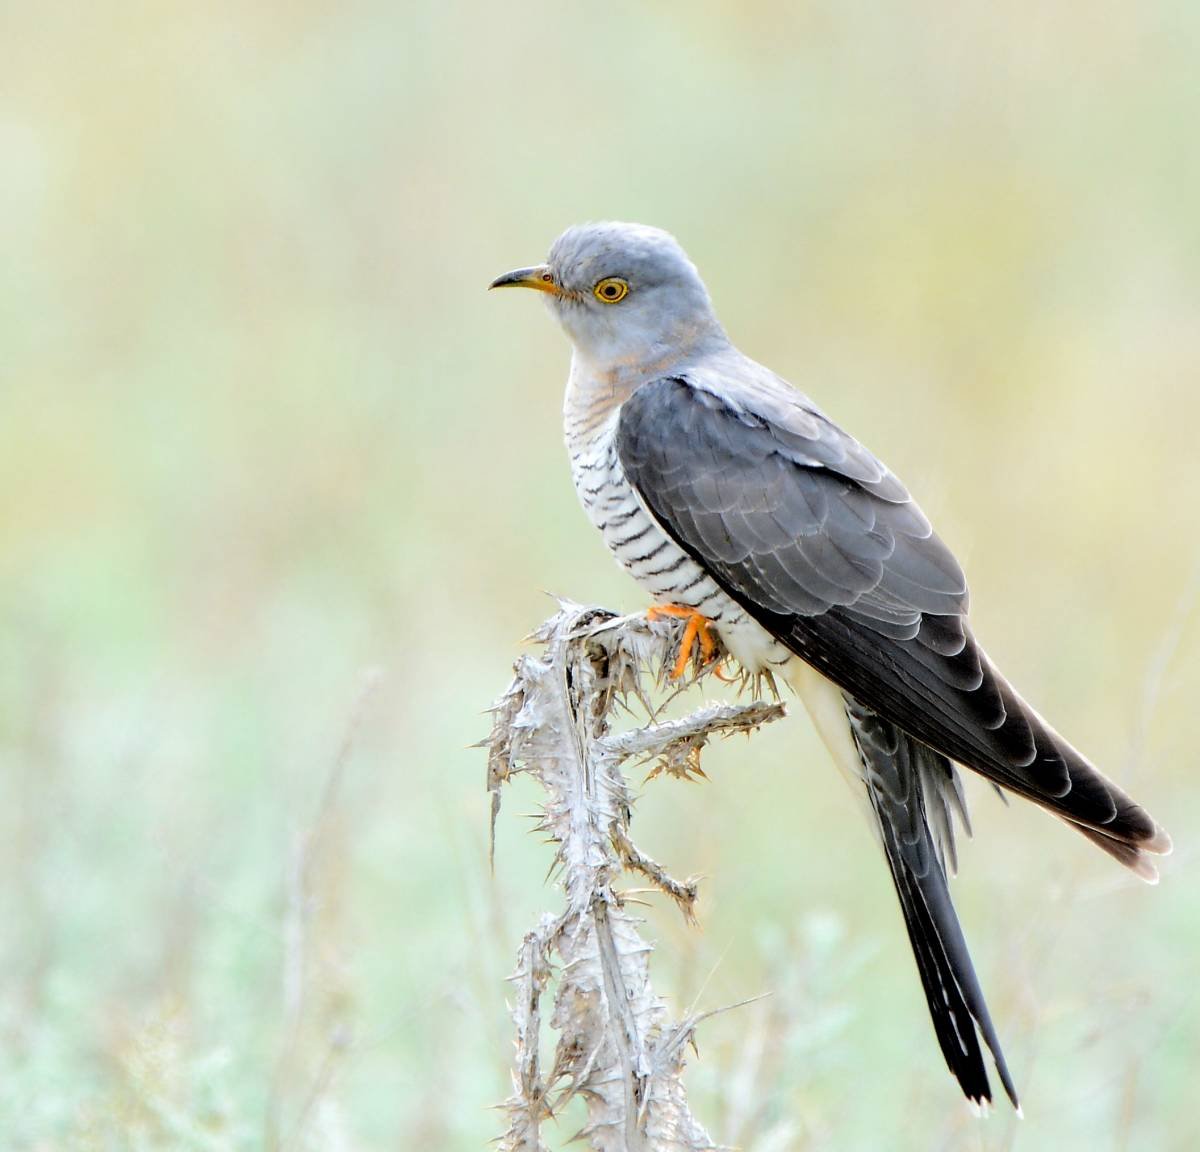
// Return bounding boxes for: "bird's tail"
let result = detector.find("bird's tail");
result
[843,696,1019,1111]
[785,658,1017,1108]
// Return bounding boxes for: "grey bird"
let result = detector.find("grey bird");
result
[490,221,1171,1111]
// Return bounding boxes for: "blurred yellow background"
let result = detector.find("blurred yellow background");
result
[2,3,1198,1148]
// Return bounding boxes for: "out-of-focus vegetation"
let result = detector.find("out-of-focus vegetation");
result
[2,3,1198,1148]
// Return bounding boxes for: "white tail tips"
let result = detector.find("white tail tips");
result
[1131,854,1161,885]
[1143,823,1173,856]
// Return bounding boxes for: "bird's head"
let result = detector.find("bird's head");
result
[490,222,726,369]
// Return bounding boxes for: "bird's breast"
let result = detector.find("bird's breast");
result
[564,402,790,673]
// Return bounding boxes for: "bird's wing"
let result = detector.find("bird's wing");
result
[844,694,1017,1109]
[615,375,1168,870]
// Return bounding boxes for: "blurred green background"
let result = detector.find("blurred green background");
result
[3,3,1199,1149]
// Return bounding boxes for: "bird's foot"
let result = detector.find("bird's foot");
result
[647,604,729,680]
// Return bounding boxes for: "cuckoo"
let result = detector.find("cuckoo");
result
[490,221,1170,1111]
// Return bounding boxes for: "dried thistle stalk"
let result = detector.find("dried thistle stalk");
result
[486,601,785,1151]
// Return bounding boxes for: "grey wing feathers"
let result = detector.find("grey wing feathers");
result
[650,380,967,626]
[845,696,1018,1108]
[616,376,1169,873]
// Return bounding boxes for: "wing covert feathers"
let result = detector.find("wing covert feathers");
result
[616,376,1170,879]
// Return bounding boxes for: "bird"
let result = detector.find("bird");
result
[489,221,1171,1112]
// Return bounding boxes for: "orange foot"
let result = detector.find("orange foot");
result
[647,604,732,681]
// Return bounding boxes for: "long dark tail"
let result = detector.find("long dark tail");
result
[844,695,1019,1110]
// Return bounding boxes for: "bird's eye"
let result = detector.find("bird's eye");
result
[593,277,630,304]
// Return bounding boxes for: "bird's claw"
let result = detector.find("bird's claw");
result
[647,604,724,680]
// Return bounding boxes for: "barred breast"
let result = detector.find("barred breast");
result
[564,397,790,672]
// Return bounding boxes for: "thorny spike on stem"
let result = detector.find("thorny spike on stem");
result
[485,601,785,1151]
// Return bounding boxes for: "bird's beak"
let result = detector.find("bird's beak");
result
[488,264,562,296]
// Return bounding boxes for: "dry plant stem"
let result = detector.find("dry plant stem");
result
[487,601,785,1152]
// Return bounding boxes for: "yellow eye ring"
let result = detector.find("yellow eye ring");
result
[593,277,629,304]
